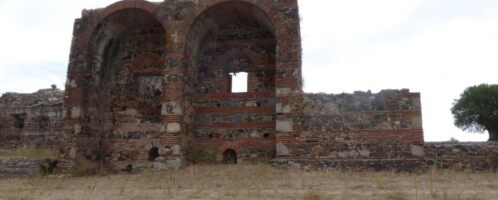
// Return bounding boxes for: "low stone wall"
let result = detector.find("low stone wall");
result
[0,158,44,178]
[273,142,498,172]
[424,142,498,171]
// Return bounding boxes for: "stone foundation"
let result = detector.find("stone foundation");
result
[273,142,498,172]
[0,158,45,178]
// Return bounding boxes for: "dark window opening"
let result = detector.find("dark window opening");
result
[223,149,237,164]
[148,147,160,161]
[126,164,133,173]
[154,89,162,97]
[263,133,270,138]
[11,113,27,129]
[41,159,58,175]
[229,72,248,93]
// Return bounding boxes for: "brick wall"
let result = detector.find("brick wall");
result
[188,3,278,161]
[63,0,301,169]
[2,0,497,172]
[275,90,423,158]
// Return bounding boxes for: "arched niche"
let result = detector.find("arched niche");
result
[87,8,166,135]
[185,2,275,95]
[185,1,277,161]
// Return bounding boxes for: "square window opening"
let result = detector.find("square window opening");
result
[229,72,248,93]
[11,113,27,129]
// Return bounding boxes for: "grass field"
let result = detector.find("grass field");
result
[0,164,497,200]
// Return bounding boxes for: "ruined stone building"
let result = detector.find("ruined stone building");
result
[1,0,497,171]
[0,86,63,150]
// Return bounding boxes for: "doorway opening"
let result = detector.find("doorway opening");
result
[148,147,159,161]
[223,149,237,164]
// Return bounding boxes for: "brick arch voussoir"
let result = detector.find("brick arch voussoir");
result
[219,142,241,156]
[70,0,169,107]
[77,0,165,57]
[180,0,287,55]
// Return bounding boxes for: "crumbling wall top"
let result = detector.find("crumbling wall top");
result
[0,88,64,107]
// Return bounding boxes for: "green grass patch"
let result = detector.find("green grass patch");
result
[0,149,58,159]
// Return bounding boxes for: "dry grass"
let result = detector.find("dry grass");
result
[0,165,497,200]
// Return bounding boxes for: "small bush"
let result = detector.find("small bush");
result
[40,158,59,175]
[185,146,216,164]
[0,149,58,159]
[70,165,89,177]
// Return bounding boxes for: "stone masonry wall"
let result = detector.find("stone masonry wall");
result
[424,142,498,171]
[0,158,45,178]
[276,90,423,157]
[274,142,498,172]
[2,0,496,173]
[63,0,302,170]
[273,90,426,171]
[0,88,63,150]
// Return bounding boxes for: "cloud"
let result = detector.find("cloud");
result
[301,0,498,141]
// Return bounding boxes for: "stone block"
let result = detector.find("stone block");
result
[154,157,183,170]
[172,145,181,155]
[276,120,293,132]
[70,107,81,119]
[73,124,81,135]
[162,102,183,115]
[276,143,290,156]
[358,149,371,157]
[410,145,425,157]
[167,123,181,133]
[276,87,292,96]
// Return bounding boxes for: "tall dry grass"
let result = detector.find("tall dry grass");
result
[0,164,496,200]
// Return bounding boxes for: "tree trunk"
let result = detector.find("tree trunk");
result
[488,129,498,141]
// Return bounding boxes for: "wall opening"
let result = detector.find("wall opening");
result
[84,8,166,163]
[187,1,277,161]
[148,147,160,161]
[223,149,237,164]
[229,72,248,93]
[11,113,27,129]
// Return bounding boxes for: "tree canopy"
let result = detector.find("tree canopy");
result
[451,84,498,141]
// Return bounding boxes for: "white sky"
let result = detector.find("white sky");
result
[1,0,497,141]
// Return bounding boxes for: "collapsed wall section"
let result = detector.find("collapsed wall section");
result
[0,88,63,149]
[424,142,498,170]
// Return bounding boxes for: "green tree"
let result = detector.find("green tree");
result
[451,84,498,141]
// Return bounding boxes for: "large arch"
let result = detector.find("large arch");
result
[69,5,168,167]
[184,1,279,162]
[178,0,303,90]
[65,0,165,108]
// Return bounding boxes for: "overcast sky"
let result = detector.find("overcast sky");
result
[1,0,497,141]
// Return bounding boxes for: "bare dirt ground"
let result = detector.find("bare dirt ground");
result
[0,164,496,200]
